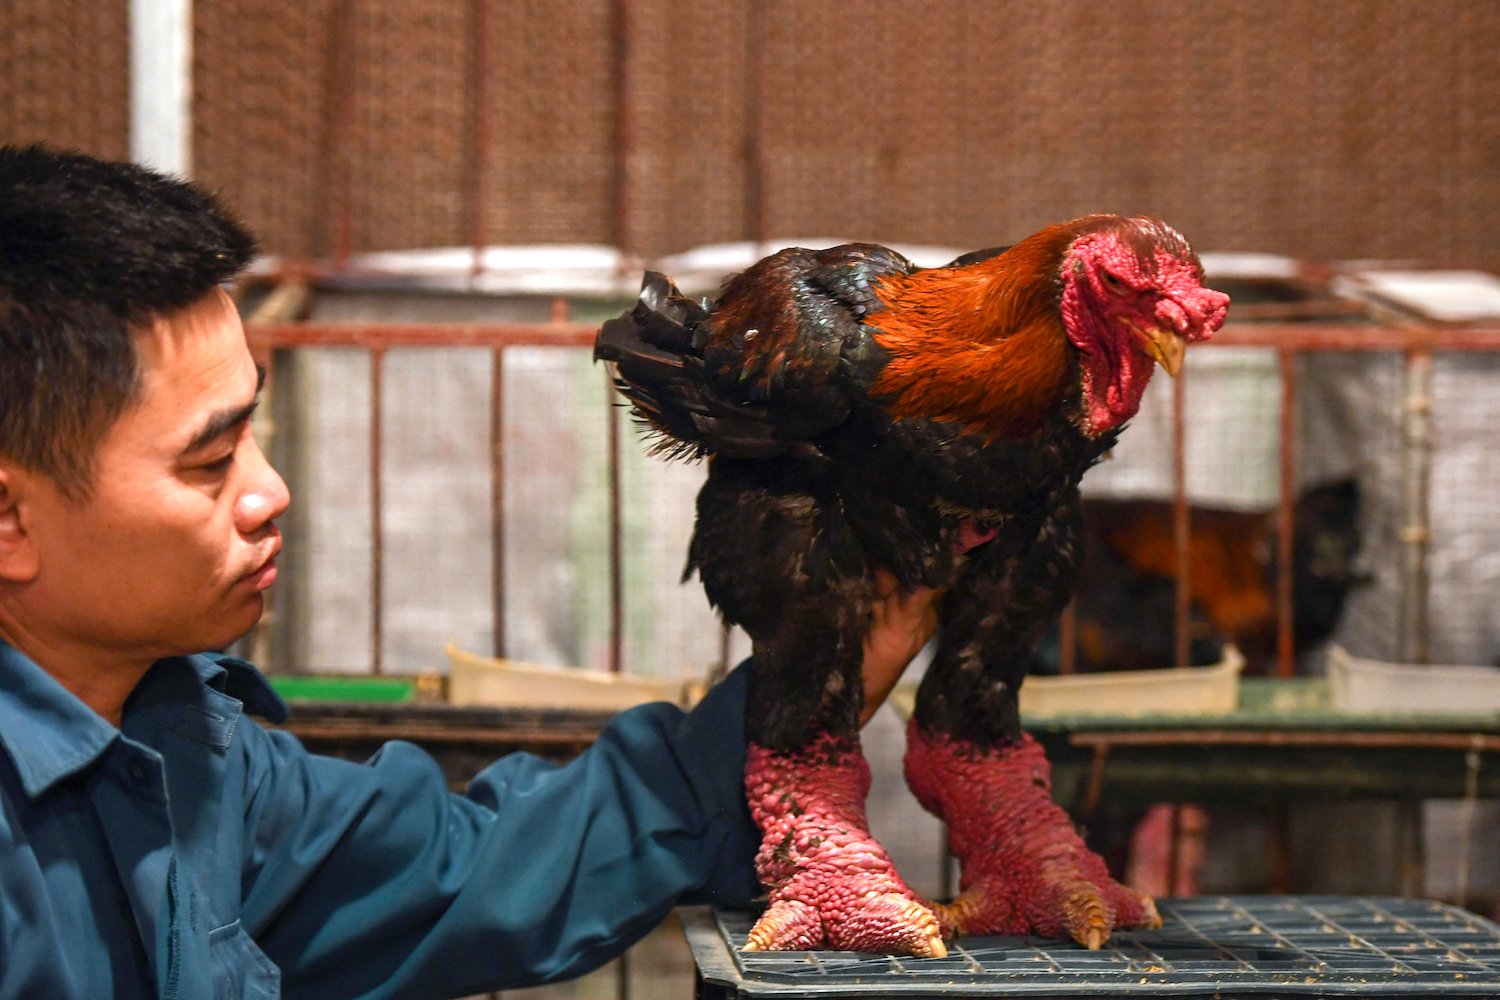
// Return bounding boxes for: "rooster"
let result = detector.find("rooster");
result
[595,216,1229,957]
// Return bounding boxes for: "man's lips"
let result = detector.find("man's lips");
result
[242,536,282,591]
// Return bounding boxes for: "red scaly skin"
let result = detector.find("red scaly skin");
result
[903,719,1160,949]
[744,732,946,956]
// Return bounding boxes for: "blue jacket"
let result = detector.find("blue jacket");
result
[0,640,760,999]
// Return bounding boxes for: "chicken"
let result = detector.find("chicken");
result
[594,216,1229,956]
[1039,480,1364,675]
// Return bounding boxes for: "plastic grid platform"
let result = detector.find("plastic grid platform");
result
[684,897,1500,998]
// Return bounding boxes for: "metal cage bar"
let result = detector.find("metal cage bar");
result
[244,319,1500,682]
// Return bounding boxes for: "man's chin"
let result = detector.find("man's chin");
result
[194,593,266,655]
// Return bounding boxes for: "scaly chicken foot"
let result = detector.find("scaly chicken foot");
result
[903,719,1159,949]
[745,733,945,957]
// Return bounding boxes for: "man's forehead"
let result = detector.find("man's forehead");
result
[123,290,257,439]
[132,291,250,382]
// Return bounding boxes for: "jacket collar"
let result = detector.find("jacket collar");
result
[199,653,289,726]
[0,639,120,799]
[0,640,288,800]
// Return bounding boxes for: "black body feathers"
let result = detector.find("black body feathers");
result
[597,245,1114,750]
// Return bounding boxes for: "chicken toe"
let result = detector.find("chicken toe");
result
[745,734,944,956]
[905,720,1157,949]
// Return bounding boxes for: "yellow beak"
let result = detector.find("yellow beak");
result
[1135,325,1185,378]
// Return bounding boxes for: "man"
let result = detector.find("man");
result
[0,146,940,1000]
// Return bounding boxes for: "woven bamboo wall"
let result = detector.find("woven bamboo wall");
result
[0,0,130,160]
[5,1,1498,262]
[751,0,1500,263]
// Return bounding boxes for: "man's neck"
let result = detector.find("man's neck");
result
[0,612,155,728]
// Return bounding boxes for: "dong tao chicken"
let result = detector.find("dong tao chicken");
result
[594,216,1230,957]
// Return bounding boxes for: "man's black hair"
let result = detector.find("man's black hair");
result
[0,144,256,499]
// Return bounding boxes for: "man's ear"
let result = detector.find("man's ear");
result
[0,465,40,584]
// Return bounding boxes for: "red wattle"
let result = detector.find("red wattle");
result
[903,719,1157,946]
[745,733,944,955]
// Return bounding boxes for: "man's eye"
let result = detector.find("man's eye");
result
[198,453,236,475]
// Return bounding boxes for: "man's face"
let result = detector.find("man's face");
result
[10,289,289,660]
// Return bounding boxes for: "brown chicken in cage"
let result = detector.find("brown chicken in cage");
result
[596,216,1228,956]
[1036,480,1364,676]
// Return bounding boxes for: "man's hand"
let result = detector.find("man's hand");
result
[860,569,943,726]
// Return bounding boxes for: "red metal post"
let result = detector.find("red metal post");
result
[244,320,1500,353]
[1276,349,1297,677]
[370,346,385,674]
[607,367,624,674]
[1208,323,1500,351]
[469,0,490,277]
[1058,598,1077,675]
[1173,369,1191,668]
[616,953,631,1000]
[245,322,599,352]
[1399,348,1434,663]
[718,623,733,678]
[490,347,505,658]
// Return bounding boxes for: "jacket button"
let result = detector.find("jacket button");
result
[127,760,151,786]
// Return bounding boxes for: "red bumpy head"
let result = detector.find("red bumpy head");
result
[1059,217,1229,437]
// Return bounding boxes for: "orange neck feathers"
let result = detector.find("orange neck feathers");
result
[865,230,1077,440]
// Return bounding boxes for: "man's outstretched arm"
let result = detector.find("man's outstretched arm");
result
[238,585,941,1000]
[238,663,759,1000]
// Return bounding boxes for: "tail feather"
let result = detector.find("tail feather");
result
[596,272,785,459]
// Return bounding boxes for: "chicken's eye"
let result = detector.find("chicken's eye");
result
[1100,271,1126,292]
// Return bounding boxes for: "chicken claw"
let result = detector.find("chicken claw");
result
[905,720,1158,950]
[746,892,945,957]
[745,734,945,956]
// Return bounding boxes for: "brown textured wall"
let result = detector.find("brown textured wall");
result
[748,0,1500,263]
[0,0,130,160]
[193,0,621,258]
[192,1,336,258]
[12,1,1496,263]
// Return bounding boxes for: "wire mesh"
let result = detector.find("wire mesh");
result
[707,897,1500,993]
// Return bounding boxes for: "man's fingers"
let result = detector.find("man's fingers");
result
[894,585,940,618]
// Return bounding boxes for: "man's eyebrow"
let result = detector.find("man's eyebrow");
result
[181,399,260,456]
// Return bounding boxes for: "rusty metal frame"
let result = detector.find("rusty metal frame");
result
[1276,350,1297,677]
[1049,320,1500,680]
[247,317,1500,683]
[607,365,625,674]
[247,319,596,676]
[1172,368,1191,668]
[1398,348,1434,664]
[369,345,385,673]
[490,347,506,657]
[1071,729,1500,751]
[246,322,598,352]
[1206,324,1500,351]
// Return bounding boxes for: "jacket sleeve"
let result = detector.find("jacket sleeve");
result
[236,664,761,1000]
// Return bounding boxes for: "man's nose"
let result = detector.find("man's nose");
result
[233,437,290,534]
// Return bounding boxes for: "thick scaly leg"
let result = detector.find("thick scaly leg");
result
[904,720,1159,949]
[744,731,946,956]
